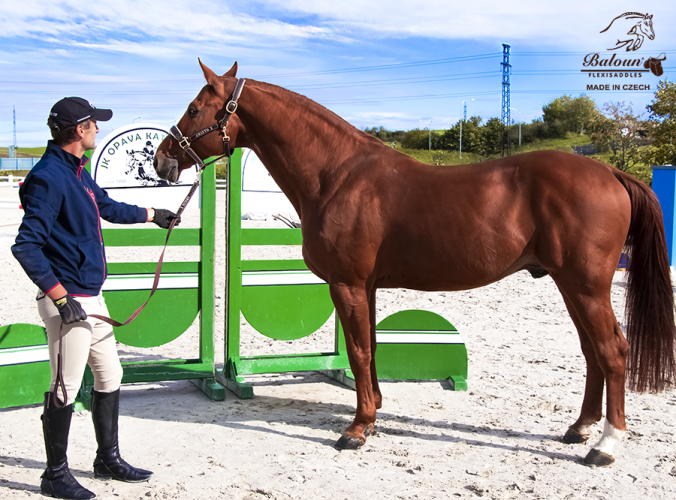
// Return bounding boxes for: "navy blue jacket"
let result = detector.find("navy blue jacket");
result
[12,141,147,296]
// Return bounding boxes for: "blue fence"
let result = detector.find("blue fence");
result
[0,158,41,170]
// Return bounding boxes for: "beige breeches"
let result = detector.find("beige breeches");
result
[38,293,123,403]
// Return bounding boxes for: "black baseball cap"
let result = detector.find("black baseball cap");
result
[48,97,113,130]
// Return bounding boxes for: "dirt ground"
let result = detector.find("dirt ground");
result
[1,187,675,499]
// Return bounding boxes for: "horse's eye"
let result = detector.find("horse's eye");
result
[189,108,198,117]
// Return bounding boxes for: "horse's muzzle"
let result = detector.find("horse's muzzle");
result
[153,155,179,183]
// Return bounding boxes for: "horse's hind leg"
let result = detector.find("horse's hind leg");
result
[555,278,629,467]
[585,315,628,467]
[330,282,377,450]
[558,292,605,444]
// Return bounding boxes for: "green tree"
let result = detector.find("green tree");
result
[482,118,504,156]
[543,94,599,137]
[566,95,598,134]
[436,116,483,153]
[543,97,565,123]
[519,118,547,144]
[644,79,676,166]
[401,128,434,149]
[589,102,648,172]
[363,126,406,145]
[543,96,567,137]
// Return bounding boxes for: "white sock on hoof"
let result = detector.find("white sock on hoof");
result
[593,419,625,455]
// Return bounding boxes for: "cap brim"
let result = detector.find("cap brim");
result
[92,108,113,122]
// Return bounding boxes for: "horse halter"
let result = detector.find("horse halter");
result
[170,78,246,171]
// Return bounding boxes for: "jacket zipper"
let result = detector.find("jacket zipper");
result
[78,166,107,283]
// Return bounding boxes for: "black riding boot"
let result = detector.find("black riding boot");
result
[40,392,96,499]
[91,389,153,482]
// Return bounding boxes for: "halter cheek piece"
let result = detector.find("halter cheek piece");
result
[170,78,246,171]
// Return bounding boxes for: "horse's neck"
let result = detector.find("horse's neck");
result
[237,82,366,216]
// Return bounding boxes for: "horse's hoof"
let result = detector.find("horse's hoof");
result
[334,433,365,450]
[562,428,589,444]
[364,424,376,437]
[584,448,615,467]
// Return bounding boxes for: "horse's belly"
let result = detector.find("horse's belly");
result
[374,238,536,292]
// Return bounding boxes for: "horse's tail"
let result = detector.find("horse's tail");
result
[613,169,676,393]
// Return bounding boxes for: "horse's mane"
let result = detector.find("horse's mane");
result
[244,79,386,147]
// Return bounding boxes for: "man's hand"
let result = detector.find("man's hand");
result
[53,295,87,324]
[151,208,181,229]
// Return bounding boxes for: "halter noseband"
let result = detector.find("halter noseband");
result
[170,78,246,171]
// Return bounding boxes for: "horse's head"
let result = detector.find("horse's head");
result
[637,14,655,40]
[601,12,655,41]
[154,59,242,182]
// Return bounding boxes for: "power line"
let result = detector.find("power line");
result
[0,72,503,96]
[287,71,500,90]
[321,91,500,105]
[0,48,671,87]
[252,54,501,78]
[0,53,502,86]
[1,66,665,97]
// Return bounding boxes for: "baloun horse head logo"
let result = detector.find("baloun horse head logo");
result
[600,12,654,52]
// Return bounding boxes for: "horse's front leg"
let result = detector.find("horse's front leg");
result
[330,281,377,450]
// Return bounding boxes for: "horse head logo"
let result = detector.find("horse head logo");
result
[600,12,654,52]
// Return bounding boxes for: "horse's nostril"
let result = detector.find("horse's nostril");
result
[153,157,157,169]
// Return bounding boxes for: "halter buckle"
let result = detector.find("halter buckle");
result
[178,136,191,150]
[226,100,238,114]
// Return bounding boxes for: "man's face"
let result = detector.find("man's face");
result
[80,120,98,150]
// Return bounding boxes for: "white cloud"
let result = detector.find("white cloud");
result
[1,1,673,56]
[258,0,676,49]
[0,0,341,49]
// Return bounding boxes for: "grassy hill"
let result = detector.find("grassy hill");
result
[0,146,46,158]
[395,135,655,186]
[397,135,602,166]
[0,147,45,179]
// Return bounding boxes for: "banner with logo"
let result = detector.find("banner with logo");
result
[581,12,666,92]
[90,124,200,210]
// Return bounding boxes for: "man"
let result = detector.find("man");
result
[12,97,179,500]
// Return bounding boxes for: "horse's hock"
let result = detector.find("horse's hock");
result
[0,140,468,410]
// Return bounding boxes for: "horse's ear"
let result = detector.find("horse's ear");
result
[198,58,220,87]
[223,62,238,78]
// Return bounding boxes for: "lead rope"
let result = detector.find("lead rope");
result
[52,180,199,409]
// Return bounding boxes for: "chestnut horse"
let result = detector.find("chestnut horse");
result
[154,61,675,467]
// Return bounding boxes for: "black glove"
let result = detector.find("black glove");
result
[152,208,181,229]
[53,295,87,324]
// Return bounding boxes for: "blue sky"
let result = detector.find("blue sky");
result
[1,0,674,146]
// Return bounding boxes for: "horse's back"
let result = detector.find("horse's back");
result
[362,150,630,289]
